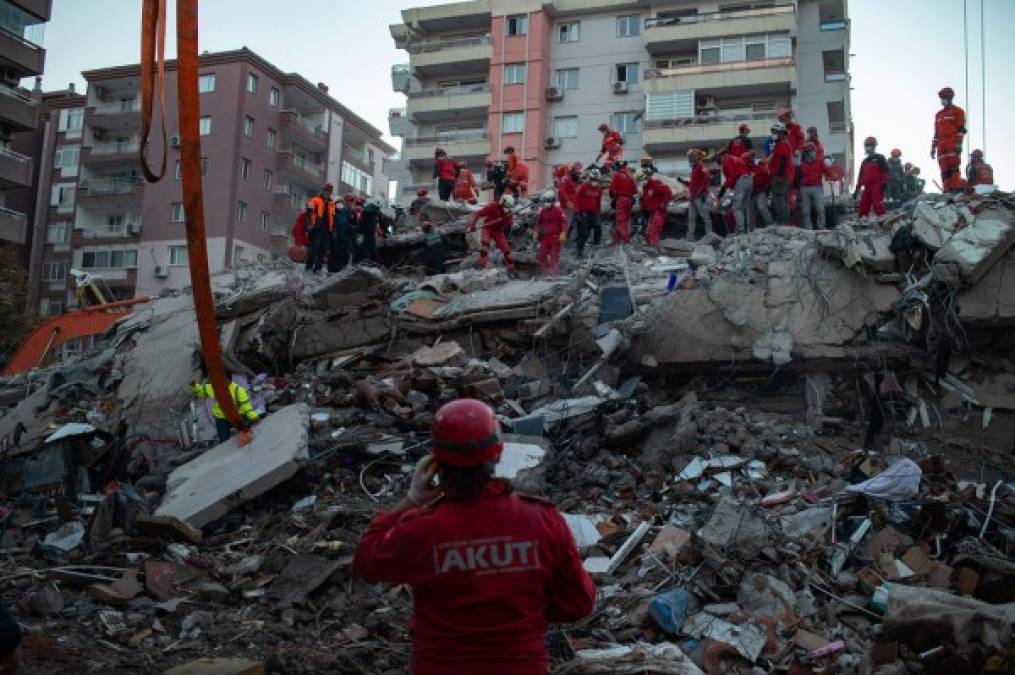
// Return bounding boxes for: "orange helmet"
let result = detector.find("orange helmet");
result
[890,149,901,157]
[431,399,503,467]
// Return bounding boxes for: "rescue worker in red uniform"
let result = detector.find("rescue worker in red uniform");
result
[535,191,567,274]
[453,160,478,204]
[769,124,794,225]
[746,153,774,228]
[571,169,604,257]
[806,126,824,163]
[727,123,753,158]
[410,188,430,218]
[552,164,568,191]
[795,142,827,230]
[677,148,712,239]
[608,161,638,245]
[305,182,336,274]
[468,194,516,270]
[931,86,967,193]
[641,167,673,247]
[717,149,752,235]
[853,136,890,221]
[778,109,805,162]
[595,123,624,167]
[503,146,529,197]
[353,398,596,675]
[966,149,994,187]
[433,148,458,201]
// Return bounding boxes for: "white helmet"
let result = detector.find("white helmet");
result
[500,194,515,208]
[586,167,601,179]
[770,122,786,134]
[541,190,557,203]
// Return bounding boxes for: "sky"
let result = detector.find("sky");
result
[39,0,1014,192]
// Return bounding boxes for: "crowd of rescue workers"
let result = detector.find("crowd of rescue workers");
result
[291,86,993,280]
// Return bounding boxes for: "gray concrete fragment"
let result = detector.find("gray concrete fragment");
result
[933,208,1015,286]
[698,495,771,558]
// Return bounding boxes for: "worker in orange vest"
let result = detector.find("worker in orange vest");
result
[608,161,638,245]
[305,182,336,274]
[452,160,478,204]
[931,86,967,193]
[433,148,458,201]
[595,124,624,168]
[504,146,529,197]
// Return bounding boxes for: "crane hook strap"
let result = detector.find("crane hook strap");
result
[139,0,167,183]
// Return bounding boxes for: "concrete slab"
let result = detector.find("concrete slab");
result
[957,250,1015,325]
[156,404,310,528]
[933,208,1015,286]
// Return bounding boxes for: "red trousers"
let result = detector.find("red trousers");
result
[936,147,965,191]
[858,182,886,217]
[612,196,632,245]
[537,237,561,274]
[645,207,667,246]
[480,227,513,270]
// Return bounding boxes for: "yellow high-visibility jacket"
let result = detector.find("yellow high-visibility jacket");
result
[192,381,258,422]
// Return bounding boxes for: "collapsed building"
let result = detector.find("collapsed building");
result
[0,189,1013,674]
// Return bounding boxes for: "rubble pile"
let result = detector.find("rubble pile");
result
[0,189,1012,674]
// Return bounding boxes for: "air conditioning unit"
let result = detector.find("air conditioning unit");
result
[545,86,563,101]
[153,265,169,278]
[170,135,181,148]
[613,81,629,94]
[544,137,561,149]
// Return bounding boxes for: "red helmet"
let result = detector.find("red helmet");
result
[416,188,428,197]
[806,125,818,135]
[890,148,901,157]
[431,398,503,467]
[864,136,877,146]
[434,147,446,156]
[503,145,515,154]
[738,123,750,133]
[938,87,954,98]
[485,159,494,167]
[777,108,793,121]
[355,196,365,205]
[971,149,984,159]
[323,182,334,191]
[570,161,583,173]
[598,123,610,132]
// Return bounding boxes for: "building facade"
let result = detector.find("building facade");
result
[387,0,852,203]
[24,48,395,316]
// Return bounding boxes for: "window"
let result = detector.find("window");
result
[42,261,67,281]
[827,100,846,133]
[246,73,258,94]
[169,245,188,266]
[646,90,695,120]
[257,254,267,264]
[243,116,254,138]
[175,159,180,180]
[555,68,579,90]
[502,112,525,134]
[266,128,277,148]
[699,33,791,65]
[50,184,75,210]
[552,116,578,139]
[59,108,83,134]
[341,162,373,196]
[611,111,640,134]
[367,148,375,164]
[46,221,69,244]
[236,201,247,223]
[53,147,80,171]
[504,63,526,85]
[199,116,212,135]
[746,42,766,61]
[80,249,136,269]
[170,202,184,222]
[260,211,270,233]
[198,74,216,93]
[558,21,580,43]
[269,87,280,106]
[700,44,721,65]
[615,63,639,84]
[107,214,126,234]
[616,15,641,37]
[263,169,273,190]
[822,48,846,82]
[240,157,251,179]
[48,300,64,317]
[234,245,244,262]
[175,159,206,180]
[506,14,527,36]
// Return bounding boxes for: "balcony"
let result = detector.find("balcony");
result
[644,4,796,54]
[82,139,140,166]
[16,0,52,21]
[0,83,39,131]
[392,63,412,93]
[389,107,413,138]
[643,111,774,153]
[277,151,326,190]
[0,146,33,188]
[402,131,489,165]
[0,27,45,76]
[407,35,492,78]
[280,110,328,153]
[400,2,490,34]
[343,144,374,174]
[0,207,26,244]
[77,177,144,202]
[406,83,491,122]
[644,57,795,97]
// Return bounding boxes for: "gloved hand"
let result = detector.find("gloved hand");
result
[408,455,440,506]
[559,231,566,243]
[930,146,936,160]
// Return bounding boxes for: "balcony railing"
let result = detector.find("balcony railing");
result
[281,110,327,137]
[0,145,32,164]
[92,99,140,115]
[643,109,778,129]
[829,121,849,134]
[389,107,407,118]
[78,177,143,197]
[279,151,325,178]
[408,83,491,99]
[0,83,37,107]
[404,131,487,147]
[824,71,847,83]
[646,56,794,79]
[405,35,491,54]
[645,4,794,29]
[90,140,140,155]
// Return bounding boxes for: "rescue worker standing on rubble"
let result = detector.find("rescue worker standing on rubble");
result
[191,367,259,443]
[486,159,509,202]
[746,152,774,228]
[853,136,890,222]
[769,124,794,226]
[903,165,926,201]
[795,142,827,230]
[806,126,824,163]
[727,123,753,158]
[641,164,673,247]
[677,149,712,240]
[778,109,805,163]
[419,214,446,276]
[305,182,336,274]
[329,194,354,272]
[353,398,596,675]
[504,146,529,197]
[433,148,458,201]
[966,149,994,188]
[453,160,478,204]
[931,86,967,193]
[558,162,581,232]
[595,123,624,167]
[716,148,752,235]
[886,149,904,201]
[572,168,604,257]
[469,194,516,271]
[410,188,430,219]
[535,191,566,274]
[353,197,382,264]
[608,161,638,245]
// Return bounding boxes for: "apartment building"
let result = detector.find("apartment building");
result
[0,0,51,247]
[24,48,395,317]
[387,0,852,203]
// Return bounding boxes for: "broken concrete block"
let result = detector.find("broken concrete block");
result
[698,496,770,558]
[88,568,143,605]
[752,330,793,365]
[156,404,310,528]
[957,250,1015,325]
[410,341,465,367]
[933,208,1015,286]
[267,554,342,605]
[165,658,265,675]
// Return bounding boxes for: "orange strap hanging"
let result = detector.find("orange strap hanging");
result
[140,0,244,432]
[139,0,166,182]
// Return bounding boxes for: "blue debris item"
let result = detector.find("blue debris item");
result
[649,587,692,634]
[598,286,633,323]
[667,273,679,291]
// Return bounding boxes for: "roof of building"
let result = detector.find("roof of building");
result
[81,47,396,156]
